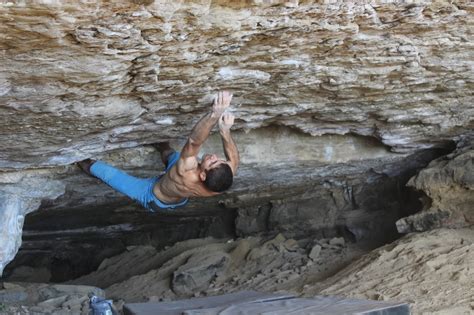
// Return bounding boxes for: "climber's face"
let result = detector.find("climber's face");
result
[200,154,226,172]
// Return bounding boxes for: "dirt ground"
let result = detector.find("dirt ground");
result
[1,228,473,314]
[304,228,474,315]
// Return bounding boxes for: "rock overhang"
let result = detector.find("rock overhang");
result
[0,1,473,170]
[0,0,473,277]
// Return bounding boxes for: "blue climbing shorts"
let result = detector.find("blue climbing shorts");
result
[90,152,188,211]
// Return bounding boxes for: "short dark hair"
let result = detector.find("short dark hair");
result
[204,163,233,192]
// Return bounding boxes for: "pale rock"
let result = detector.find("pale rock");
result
[2,283,24,291]
[229,239,252,269]
[309,245,322,261]
[397,141,474,233]
[0,0,473,278]
[0,290,28,304]
[0,1,471,167]
[312,228,474,315]
[283,239,299,252]
[329,237,345,247]
[0,175,65,276]
[0,282,104,314]
[37,295,68,308]
[171,252,230,296]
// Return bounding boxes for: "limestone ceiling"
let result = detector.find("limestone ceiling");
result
[0,1,473,169]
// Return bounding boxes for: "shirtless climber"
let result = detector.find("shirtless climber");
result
[77,91,239,211]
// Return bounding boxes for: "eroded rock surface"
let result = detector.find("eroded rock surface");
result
[2,141,448,280]
[0,172,65,276]
[74,234,364,303]
[0,1,472,169]
[0,0,473,287]
[397,139,474,233]
[3,226,473,314]
[305,228,474,315]
[0,282,105,314]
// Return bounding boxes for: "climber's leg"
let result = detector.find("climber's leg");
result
[151,142,176,168]
[88,161,156,207]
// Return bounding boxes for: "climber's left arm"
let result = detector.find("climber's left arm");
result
[178,91,232,175]
[219,113,239,175]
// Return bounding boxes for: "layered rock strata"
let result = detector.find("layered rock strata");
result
[2,131,450,280]
[0,1,472,168]
[307,228,474,314]
[397,137,474,232]
[67,234,362,303]
[1,0,473,280]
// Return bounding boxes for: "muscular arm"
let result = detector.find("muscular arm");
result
[178,91,233,174]
[219,114,239,174]
[181,111,221,159]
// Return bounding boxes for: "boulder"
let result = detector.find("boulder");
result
[171,252,230,296]
[397,141,474,233]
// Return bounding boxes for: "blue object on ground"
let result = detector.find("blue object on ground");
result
[89,295,116,315]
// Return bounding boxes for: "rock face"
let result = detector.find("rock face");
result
[171,251,230,296]
[306,228,474,315]
[2,142,450,280]
[0,172,65,275]
[1,1,472,168]
[0,1,473,276]
[397,138,474,233]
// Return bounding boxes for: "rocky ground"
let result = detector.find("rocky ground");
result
[0,282,104,314]
[0,233,369,314]
[306,228,474,315]
[2,227,473,314]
